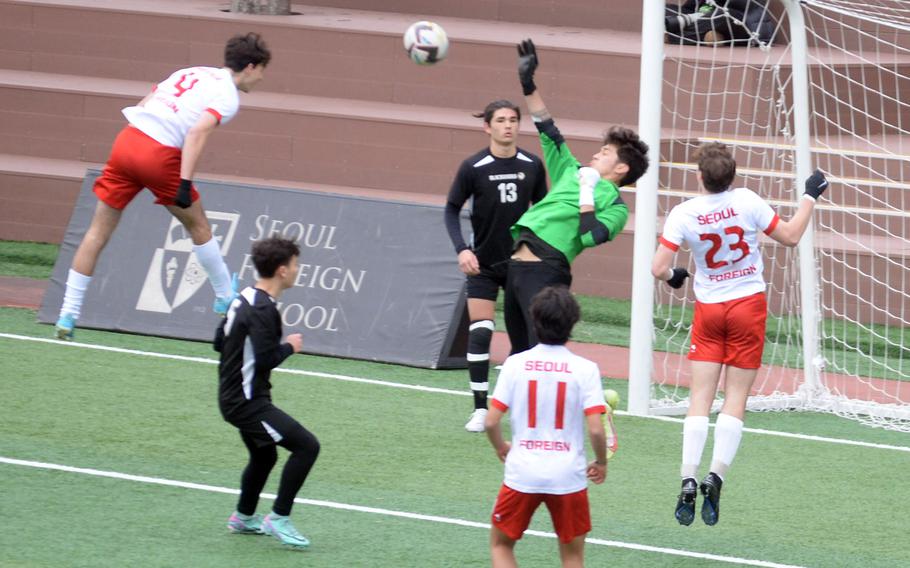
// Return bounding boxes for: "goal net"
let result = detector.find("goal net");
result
[634,0,910,430]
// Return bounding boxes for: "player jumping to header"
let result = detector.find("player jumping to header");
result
[652,142,828,526]
[55,33,271,339]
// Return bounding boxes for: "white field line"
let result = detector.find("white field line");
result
[3,332,909,454]
[0,456,808,568]
[0,332,468,397]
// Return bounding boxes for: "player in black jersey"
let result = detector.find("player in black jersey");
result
[444,99,548,432]
[215,237,318,549]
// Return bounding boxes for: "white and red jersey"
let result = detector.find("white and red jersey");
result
[122,66,240,149]
[660,187,779,303]
[490,344,606,495]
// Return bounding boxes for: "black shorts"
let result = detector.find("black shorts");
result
[466,262,509,301]
[227,404,311,449]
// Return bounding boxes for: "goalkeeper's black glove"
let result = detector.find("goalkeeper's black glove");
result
[175,178,193,209]
[804,169,828,201]
[666,268,690,289]
[517,39,539,96]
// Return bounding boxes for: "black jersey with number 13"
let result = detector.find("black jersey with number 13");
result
[446,148,548,267]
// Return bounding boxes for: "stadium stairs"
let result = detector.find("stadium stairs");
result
[0,0,903,303]
[0,0,653,296]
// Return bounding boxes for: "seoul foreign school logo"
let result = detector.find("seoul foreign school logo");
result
[135,212,240,313]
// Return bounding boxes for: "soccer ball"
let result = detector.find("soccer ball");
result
[604,389,621,411]
[403,21,449,65]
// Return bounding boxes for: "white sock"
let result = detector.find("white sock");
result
[193,238,232,298]
[680,415,709,479]
[710,413,744,479]
[60,269,92,319]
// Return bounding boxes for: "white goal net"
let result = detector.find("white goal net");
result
[633,0,910,430]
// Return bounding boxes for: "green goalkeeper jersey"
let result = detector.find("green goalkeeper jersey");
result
[510,120,629,264]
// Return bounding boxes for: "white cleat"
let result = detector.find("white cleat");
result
[464,408,488,432]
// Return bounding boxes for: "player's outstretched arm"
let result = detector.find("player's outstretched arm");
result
[518,39,550,121]
[769,169,828,247]
[518,37,575,185]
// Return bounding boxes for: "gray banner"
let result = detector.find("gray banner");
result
[39,171,469,369]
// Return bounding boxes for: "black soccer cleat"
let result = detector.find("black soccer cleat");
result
[674,477,698,526]
[700,472,723,526]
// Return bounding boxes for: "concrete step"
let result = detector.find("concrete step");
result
[0,151,448,243]
[0,154,89,242]
[3,67,904,241]
[2,151,901,304]
[4,65,903,243]
[660,136,910,238]
[0,149,639,297]
[305,0,643,32]
[0,69,632,197]
[0,0,645,125]
[0,149,637,300]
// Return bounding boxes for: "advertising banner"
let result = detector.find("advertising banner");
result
[39,171,469,368]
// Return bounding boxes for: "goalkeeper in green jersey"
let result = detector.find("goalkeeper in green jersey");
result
[504,39,650,354]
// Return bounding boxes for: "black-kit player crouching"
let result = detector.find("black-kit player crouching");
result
[215,236,319,549]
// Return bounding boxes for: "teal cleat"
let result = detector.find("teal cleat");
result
[55,313,76,340]
[227,512,264,534]
[261,514,310,549]
[213,273,239,316]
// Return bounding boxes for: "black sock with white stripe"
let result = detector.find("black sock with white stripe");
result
[467,319,494,410]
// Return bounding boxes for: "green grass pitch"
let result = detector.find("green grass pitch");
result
[2,308,910,567]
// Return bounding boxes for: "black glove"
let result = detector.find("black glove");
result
[175,178,193,209]
[517,39,538,96]
[804,169,828,201]
[666,268,690,289]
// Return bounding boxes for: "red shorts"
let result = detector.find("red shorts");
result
[93,125,199,210]
[491,484,591,544]
[688,292,767,369]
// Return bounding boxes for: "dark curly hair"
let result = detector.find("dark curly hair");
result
[224,32,272,72]
[604,126,649,187]
[251,237,299,278]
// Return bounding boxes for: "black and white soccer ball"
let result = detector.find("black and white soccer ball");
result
[403,21,449,65]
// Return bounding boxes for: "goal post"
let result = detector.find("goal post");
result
[785,0,823,399]
[628,0,666,416]
[630,0,910,429]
